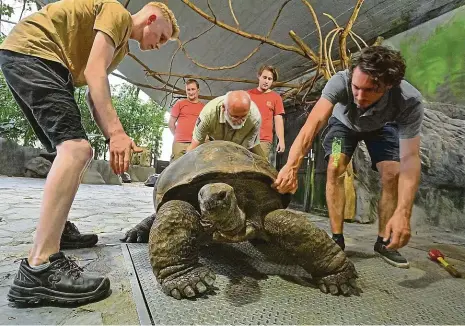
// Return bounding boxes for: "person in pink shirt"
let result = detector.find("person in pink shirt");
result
[247,65,285,161]
[168,79,205,161]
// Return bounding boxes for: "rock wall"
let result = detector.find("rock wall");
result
[0,138,155,185]
[0,138,45,177]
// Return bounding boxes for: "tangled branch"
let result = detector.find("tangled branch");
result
[340,0,365,68]
[111,73,216,100]
[121,0,371,105]
[180,0,306,57]
[178,0,294,71]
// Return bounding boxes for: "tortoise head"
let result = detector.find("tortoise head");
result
[198,183,245,234]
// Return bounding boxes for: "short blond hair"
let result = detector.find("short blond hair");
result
[146,2,180,39]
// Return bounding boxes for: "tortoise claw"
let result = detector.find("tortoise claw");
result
[315,261,360,296]
[161,265,216,300]
[120,213,156,243]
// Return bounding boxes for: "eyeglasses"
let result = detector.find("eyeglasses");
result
[226,110,248,123]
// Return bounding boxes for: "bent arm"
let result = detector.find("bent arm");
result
[168,116,177,135]
[84,32,124,139]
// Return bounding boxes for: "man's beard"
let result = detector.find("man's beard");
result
[225,113,246,130]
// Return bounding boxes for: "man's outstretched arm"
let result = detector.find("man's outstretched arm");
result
[273,97,334,194]
[84,32,140,174]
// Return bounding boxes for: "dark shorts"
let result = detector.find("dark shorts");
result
[322,117,400,171]
[0,50,87,152]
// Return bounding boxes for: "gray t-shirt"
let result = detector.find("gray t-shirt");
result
[321,70,424,139]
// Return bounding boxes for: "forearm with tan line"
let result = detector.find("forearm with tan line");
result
[395,136,422,219]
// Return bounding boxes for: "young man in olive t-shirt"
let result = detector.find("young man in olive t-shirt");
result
[0,0,179,305]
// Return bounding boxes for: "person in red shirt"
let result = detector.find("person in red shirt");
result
[168,79,204,161]
[247,65,285,161]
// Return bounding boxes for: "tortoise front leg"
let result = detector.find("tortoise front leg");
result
[149,200,216,299]
[120,213,156,243]
[262,209,359,295]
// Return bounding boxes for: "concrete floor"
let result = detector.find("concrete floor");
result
[0,176,464,325]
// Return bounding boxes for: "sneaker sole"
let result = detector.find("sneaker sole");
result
[7,278,110,305]
[375,252,410,269]
[60,236,98,250]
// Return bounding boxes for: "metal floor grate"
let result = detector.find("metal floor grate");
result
[123,242,465,325]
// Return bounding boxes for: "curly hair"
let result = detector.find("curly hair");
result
[349,46,406,87]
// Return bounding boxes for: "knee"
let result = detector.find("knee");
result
[326,163,347,184]
[380,169,399,190]
[57,139,93,165]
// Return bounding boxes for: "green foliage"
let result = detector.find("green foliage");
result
[0,3,14,18]
[398,9,465,104]
[0,34,166,160]
[1,0,36,19]
[76,84,166,159]
[0,69,36,145]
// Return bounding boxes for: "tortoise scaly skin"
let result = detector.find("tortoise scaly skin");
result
[122,141,358,299]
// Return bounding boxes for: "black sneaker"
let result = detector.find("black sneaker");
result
[7,252,110,305]
[60,221,98,250]
[374,242,410,268]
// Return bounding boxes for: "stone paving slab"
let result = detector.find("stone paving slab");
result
[0,176,464,325]
[0,176,154,325]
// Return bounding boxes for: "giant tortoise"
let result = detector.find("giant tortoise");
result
[122,141,358,299]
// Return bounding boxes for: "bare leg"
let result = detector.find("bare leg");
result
[262,209,358,295]
[28,139,93,266]
[376,161,400,237]
[326,154,351,234]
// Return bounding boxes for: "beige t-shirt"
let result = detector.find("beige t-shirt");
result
[0,0,132,87]
[192,95,261,150]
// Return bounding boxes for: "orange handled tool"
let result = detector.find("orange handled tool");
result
[428,249,462,278]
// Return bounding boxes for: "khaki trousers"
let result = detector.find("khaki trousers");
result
[171,142,190,162]
[260,141,272,161]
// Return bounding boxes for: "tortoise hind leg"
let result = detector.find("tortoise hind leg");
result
[262,209,359,295]
[149,200,216,299]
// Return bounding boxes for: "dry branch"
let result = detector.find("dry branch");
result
[300,0,323,103]
[228,0,239,26]
[340,0,365,68]
[121,1,370,105]
[146,71,300,88]
[177,0,294,71]
[180,0,307,57]
[127,53,184,92]
[111,73,216,100]
[289,31,318,63]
